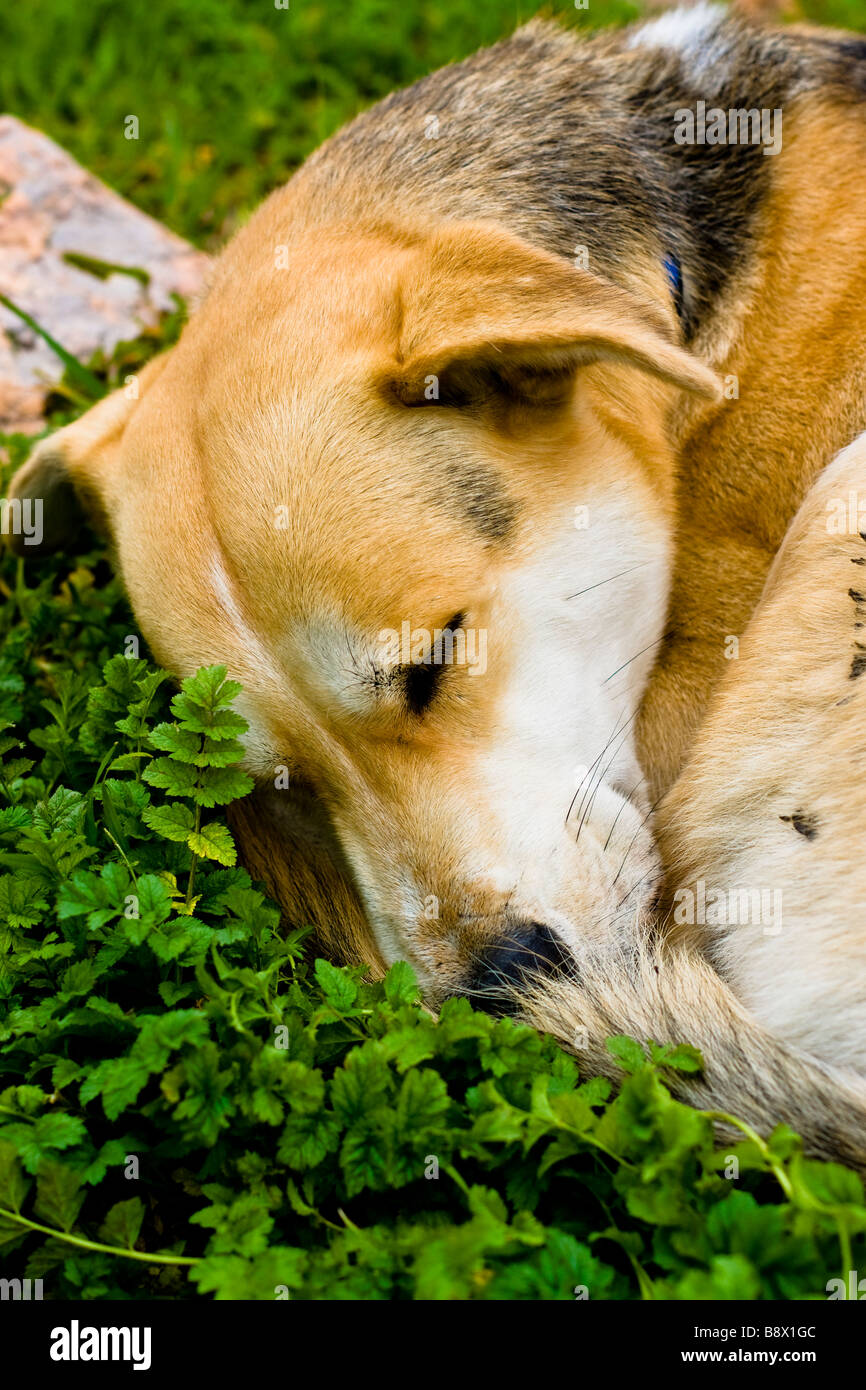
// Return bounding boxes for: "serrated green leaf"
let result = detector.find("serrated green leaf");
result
[142,801,194,842]
[605,1035,648,1074]
[314,958,358,1011]
[0,1141,31,1213]
[188,821,237,865]
[99,1197,145,1249]
[34,1160,86,1232]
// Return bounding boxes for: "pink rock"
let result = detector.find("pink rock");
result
[0,115,210,432]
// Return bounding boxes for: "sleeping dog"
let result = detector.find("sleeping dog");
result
[10,3,866,1167]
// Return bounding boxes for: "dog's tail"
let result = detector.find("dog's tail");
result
[521,937,866,1173]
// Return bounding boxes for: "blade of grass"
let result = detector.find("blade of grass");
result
[0,293,105,399]
[62,250,150,286]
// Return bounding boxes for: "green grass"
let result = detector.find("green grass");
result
[0,0,643,246]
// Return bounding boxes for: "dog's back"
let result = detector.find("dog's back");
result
[291,9,865,338]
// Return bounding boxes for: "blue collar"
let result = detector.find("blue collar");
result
[662,254,684,319]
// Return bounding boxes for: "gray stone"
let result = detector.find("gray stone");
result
[0,115,209,432]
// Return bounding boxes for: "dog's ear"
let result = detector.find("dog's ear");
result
[6,353,171,556]
[384,222,721,408]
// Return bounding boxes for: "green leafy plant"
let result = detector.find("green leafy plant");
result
[0,624,863,1297]
[142,665,254,893]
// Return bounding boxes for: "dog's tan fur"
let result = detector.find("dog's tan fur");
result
[9,7,866,1166]
[642,95,866,793]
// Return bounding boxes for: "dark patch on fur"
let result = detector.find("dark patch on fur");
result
[780,810,819,839]
[832,37,866,61]
[424,451,518,544]
[297,13,865,341]
[808,34,866,96]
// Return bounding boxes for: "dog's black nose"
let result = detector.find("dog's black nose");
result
[468,923,572,1015]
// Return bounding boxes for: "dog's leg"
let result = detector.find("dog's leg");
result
[524,434,866,1168]
[657,430,866,1073]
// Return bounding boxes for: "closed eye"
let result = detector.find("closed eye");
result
[402,612,465,717]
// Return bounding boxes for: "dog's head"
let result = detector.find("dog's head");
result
[9,215,719,1008]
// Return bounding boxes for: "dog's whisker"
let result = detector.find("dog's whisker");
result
[603,778,644,854]
[565,708,631,830]
[602,633,666,686]
[611,790,665,889]
[572,709,636,845]
[564,742,608,827]
[564,561,651,603]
